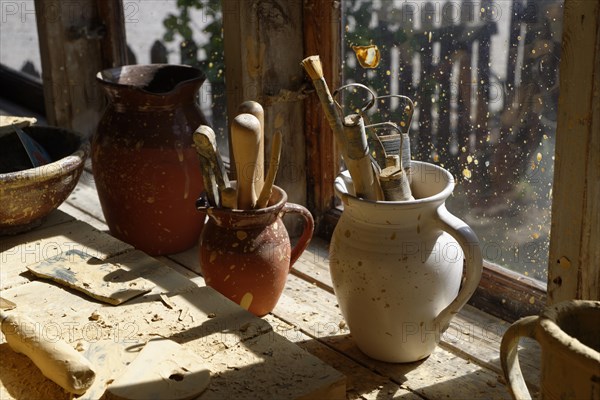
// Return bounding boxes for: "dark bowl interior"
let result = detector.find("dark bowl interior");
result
[0,125,89,234]
[0,126,83,173]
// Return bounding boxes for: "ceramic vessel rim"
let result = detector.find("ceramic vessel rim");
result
[0,126,89,185]
[335,160,455,206]
[96,63,206,96]
[539,300,600,366]
[207,185,288,216]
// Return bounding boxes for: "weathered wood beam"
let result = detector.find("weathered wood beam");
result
[303,0,341,225]
[34,0,126,136]
[548,0,600,303]
[222,0,307,218]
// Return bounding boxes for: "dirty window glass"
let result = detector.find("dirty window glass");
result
[124,0,227,153]
[342,0,562,282]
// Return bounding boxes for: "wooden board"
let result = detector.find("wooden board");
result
[303,0,341,218]
[273,273,513,399]
[548,0,600,303]
[34,0,125,137]
[57,174,542,399]
[263,315,421,400]
[0,219,132,290]
[0,226,345,400]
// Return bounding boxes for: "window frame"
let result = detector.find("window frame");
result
[303,0,598,321]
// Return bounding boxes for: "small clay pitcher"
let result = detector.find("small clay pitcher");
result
[500,300,600,400]
[93,64,208,255]
[198,185,314,317]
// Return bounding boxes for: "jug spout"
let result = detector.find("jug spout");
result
[96,64,206,108]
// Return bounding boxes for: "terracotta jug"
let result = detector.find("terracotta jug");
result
[329,161,483,363]
[93,64,208,255]
[198,185,314,317]
[501,300,600,400]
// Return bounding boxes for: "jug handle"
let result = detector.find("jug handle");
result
[433,204,483,332]
[281,203,315,269]
[499,316,538,400]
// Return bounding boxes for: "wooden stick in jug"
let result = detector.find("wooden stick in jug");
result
[193,125,230,207]
[238,101,265,195]
[220,187,238,209]
[342,114,384,200]
[379,155,414,201]
[301,56,345,151]
[302,55,383,201]
[256,128,282,209]
[193,126,230,188]
[231,113,261,209]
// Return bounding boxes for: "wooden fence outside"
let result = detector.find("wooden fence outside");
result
[343,0,562,204]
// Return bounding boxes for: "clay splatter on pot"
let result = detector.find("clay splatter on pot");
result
[199,186,314,317]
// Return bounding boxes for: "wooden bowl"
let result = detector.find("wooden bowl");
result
[0,125,89,235]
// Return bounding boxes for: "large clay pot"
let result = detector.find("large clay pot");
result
[500,300,600,400]
[329,161,483,363]
[199,185,314,317]
[93,64,208,255]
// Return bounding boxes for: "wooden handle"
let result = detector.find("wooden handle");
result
[342,115,383,200]
[1,312,96,394]
[379,166,414,201]
[231,113,261,209]
[220,187,237,209]
[193,125,229,189]
[238,101,264,195]
[193,125,230,207]
[256,129,282,209]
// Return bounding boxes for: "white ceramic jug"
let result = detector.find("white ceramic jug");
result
[329,161,482,363]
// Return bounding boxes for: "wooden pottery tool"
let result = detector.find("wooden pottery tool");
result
[364,121,414,201]
[193,125,230,207]
[301,56,345,156]
[256,116,283,209]
[107,339,210,400]
[220,186,238,209]
[379,155,414,201]
[342,114,384,200]
[231,113,261,209]
[0,296,96,394]
[26,251,155,305]
[374,95,415,183]
[377,136,414,201]
[238,101,265,195]
[302,56,382,201]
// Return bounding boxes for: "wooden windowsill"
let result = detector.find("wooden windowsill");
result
[22,170,540,399]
